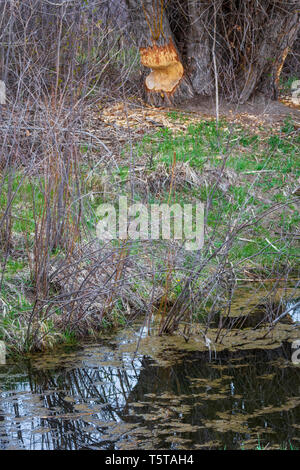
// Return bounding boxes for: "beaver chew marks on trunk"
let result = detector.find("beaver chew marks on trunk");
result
[140,39,184,95]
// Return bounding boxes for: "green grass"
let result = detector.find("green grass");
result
[131,117,299,177]
[1,112,299,352]
[2,114,298,276]
[279,75,299,94]
[119,114,300,270]
[130,120,232,169]
[240,436,299,450]
[61,329,78,346]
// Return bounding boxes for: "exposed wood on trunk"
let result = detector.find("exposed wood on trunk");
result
[126,0,194,106]
[140,38,194,106]
[140,39,184,94]
[126,0,300,106]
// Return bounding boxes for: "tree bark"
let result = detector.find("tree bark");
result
[258,9,300,100]
[186,0,214,95]
[237,4,300,103]
[126,0,300,106]
[125,0,194,106]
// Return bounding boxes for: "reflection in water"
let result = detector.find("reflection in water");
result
[289,298,300,324]
[0,361,143,449]
[0,327,300,450]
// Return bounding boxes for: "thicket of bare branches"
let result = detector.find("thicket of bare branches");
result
[0,0,137,100]
[0,1,299,352]
[0,0,141,350]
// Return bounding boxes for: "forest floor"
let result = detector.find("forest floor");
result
[1,91,299,352]
[84,93,300,271]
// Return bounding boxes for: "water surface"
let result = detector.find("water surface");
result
[0,297,300,450]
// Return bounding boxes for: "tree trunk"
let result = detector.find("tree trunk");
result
[237,5,300,103]
[258,9,300,100]
[126,0,300,106]
[186,0,214,95]
[125,0,194,106]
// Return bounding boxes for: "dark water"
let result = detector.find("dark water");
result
[0,320,300,450]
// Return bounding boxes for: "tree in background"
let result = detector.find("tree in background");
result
[125,0,300,106]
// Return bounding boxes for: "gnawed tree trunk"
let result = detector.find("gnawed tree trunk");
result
[139,38,195,106]
[126,0,300,106]
[140,40,183,95]
[125,0,194,106]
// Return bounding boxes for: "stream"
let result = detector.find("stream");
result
[0,297,300,450]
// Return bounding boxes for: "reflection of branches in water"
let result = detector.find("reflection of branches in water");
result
[125,349,300,449]
[34,364,142,449]
[0,355,143,450]
[1,347,299,449]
